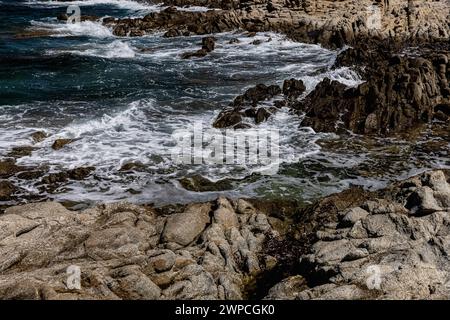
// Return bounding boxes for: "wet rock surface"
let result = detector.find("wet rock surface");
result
[52,139,76,151]
[179,175,234,192]
[180,36,217,59]
[213,82,296,128]
[297,42,450,135]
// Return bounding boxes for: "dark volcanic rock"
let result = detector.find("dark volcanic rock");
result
[298,46,449,135]
[57,13,99,22]
[282,78,306,99]
[163,28,182,37]
[181,49,208,59]
[202,36,216,52]
[233,84,281,107]
[181,36,216,59]
[213,110,243,128]
[213,83,282,128]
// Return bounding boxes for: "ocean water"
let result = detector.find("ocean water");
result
[1,0,448,206]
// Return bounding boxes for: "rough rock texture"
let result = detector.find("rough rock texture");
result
[105,0,450,48]
[0,197,279,299]
[213,80,303,128]
[266,170,450,300]
[100,1,450,135]
[297,42,450,135]
[2,171,449,300]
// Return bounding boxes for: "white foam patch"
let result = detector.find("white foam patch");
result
[302,66,363,91]
[25,0,215,15]
[50,40,137,58]
[31,20,113,38]
[25,0,161,11]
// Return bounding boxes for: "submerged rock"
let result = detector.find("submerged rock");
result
[0,160,23,179]
[181,36,216,59]
[179,175,233,192]
[30,131,47,143]
[0,181,17,201]
[6,146,35,159]
[41,167,95,186]
[213,83,282,128]
[52,139,75,150]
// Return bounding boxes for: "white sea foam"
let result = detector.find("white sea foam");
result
[25,0,214,15]
[6,27,436,205]
[302,66,363,91]
[31,20,113,38]
[68,40,136,58]
[25,0,160,11]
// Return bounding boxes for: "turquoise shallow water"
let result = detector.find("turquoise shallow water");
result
[1,0,448,206]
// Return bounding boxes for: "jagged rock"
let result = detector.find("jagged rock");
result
[0,198,278,300]
[181,36,216,59]
[266,170,450,300]
[104,0,449,49]
[282,78,306,99]
[233,84,281,107]
[213,83,281,128]
[57,13,99,22]
[202,36,216,52]
[163,28,182,37]
[41,167,95,186]
[298,43,449,135]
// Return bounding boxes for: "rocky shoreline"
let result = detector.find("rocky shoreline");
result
[0,170,449,299]
[1,0,449,299]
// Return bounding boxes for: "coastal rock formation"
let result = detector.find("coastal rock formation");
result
[0,197,278,299]
[180,36,217,59]
[1,171,449,299]
[266,170,450,300]
[104,0,450,48]
[297,43,449,134]
[213,80,304,128]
